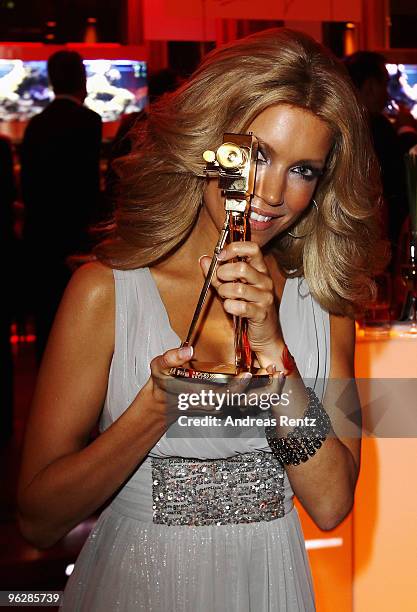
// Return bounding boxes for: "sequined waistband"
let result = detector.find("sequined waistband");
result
[151,452,290,527]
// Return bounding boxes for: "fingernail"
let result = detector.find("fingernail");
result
[198,254,209,264]
[240,372,252,379]
[179,346,193,360]
[267,364,277,374]
[279,371,286,382]
[217,249,226,260]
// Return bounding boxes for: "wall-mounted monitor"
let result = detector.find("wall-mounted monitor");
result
[386,63,417,119]
[0,58,147,123]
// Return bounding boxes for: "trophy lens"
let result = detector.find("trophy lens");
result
[216,143,246,169]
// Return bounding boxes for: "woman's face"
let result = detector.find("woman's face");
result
[203,104,334,247]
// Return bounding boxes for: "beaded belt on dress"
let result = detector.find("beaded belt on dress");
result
[151,451,286,526]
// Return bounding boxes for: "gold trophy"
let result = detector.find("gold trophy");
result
[171,132,270,383]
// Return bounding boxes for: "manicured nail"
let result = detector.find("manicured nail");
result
[198,254,209,264]
[178,346,193,360]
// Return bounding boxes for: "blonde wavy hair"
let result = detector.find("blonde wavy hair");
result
[96,28,387,316]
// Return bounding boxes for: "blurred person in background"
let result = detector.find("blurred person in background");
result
[20,50,102,362]
[344,51,417,271]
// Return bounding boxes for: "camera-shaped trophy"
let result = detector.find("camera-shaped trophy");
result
[171,132,270,383]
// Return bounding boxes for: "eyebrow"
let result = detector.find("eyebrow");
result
[294,158,326,167]
[256,139,326,166]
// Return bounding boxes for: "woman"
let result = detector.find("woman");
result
[18,29,385,611]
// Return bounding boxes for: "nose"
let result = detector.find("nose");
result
[254,166,285,207]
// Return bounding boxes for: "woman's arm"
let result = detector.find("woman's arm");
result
[280,314,361,531]
[202,242,361,531]
[17,262,189,549]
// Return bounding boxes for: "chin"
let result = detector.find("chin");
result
[248,232,276,249]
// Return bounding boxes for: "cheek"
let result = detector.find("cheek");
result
[286,181,316,212]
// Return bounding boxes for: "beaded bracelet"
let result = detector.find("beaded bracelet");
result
[265,387,332,466]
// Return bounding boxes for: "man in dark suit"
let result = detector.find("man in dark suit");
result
[21,50,102,361]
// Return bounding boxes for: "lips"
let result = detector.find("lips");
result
[250,210,273,222]
[248,206,283,231]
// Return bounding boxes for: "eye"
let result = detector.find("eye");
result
[256,148,268,164]
[291,165,323,182]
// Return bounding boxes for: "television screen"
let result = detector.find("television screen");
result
[386,63,417,119]
[0,60,52,121]
[0,59,147,122]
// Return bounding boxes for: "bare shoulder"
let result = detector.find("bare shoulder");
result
[43,260,116,364]
[57,261,115,325]
[66,261,115,305]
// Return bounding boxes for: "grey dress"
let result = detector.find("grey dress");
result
[62,267,330,611]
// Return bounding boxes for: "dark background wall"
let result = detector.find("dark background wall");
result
[390,0,417,48]
[0,0,124,42]
[1,1,417,51]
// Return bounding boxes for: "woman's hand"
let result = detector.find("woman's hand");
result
[141,346,195,427]
[200,241,286,370]
[143,344,255,422]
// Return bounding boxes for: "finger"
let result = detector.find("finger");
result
[199,255,215,276]
[245,367,285,408]
[223,298,270,322]
[217,261,273,290]
[150,345,194,377]
[255,366,269,376]
[231,370,253,390]
[217,281,270,304]
[200,256,273,299]
[199,255,223,291]
[218,242,268,274]
[266,363,287,382]
[199,255,234,290]
[228,372,253,406]
[265,365,287,399]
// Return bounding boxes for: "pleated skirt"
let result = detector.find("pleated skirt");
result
[61,505,315,612]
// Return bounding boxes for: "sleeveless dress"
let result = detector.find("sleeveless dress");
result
[62,267,330,612]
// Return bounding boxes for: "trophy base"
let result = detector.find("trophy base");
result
[171,361,271,384]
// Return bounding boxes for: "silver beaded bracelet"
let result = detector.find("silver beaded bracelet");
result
[265,387,332,466]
